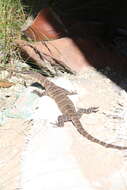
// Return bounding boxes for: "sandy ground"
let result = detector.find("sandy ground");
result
[0,66,127,190]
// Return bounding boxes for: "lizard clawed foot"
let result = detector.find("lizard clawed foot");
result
[50,115,67,128]
[50,113,70,128]
[69,91,77,95]
[87,107,99,113]
[50,122,62,128]
[77,107,99,115]
[32,90,46,97]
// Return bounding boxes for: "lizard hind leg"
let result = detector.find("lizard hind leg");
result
[53,115,71,127]
[77,107,99,118]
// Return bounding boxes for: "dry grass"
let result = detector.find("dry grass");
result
[0,0,56,67]
[0,0,26,64]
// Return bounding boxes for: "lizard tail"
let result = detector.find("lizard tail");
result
[73,118,127,150]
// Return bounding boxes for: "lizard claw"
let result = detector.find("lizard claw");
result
[50,122,59,128]
[77,107,99,115]
[70,91,77,95]
[89,107,99,113]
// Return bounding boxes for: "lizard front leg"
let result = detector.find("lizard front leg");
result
[32,89,47,96]
[55,87,77,96]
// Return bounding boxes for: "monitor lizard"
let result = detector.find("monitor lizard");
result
[20,71,127,150]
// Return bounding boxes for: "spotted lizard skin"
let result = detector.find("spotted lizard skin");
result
[22,71,127,150]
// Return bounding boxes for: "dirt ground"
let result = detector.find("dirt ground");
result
[0,65,127,190]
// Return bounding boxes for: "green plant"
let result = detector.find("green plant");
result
[0,0,26,64]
